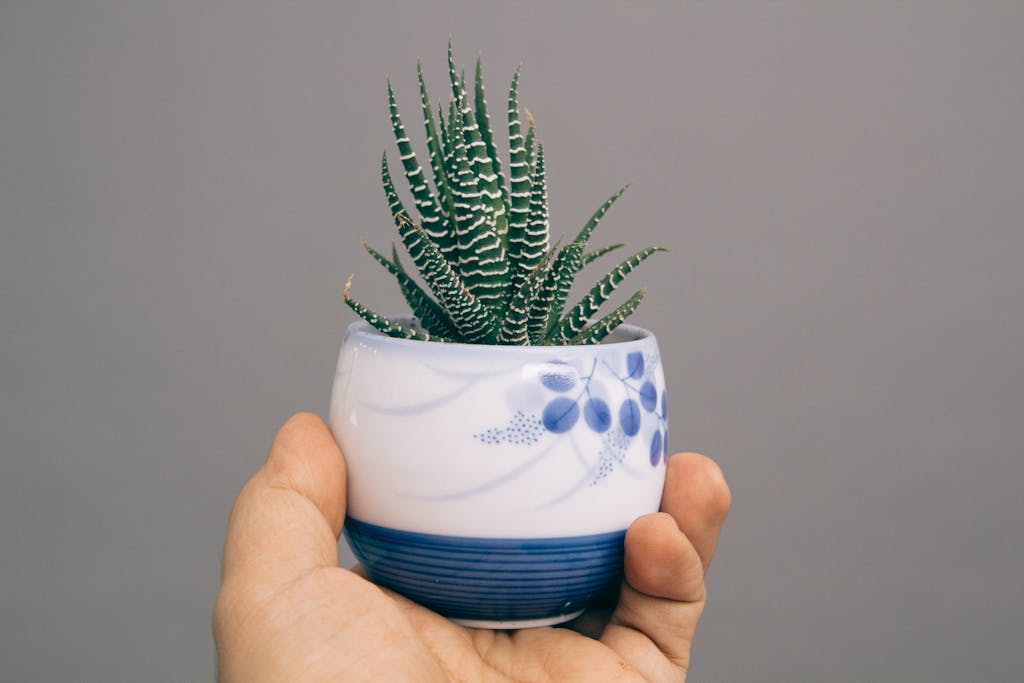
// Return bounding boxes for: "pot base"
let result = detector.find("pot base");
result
[344,518,625,627]
[451,610,586,630]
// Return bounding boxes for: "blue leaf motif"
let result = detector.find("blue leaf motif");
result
[538,363,577,393]
[542,397,580,433]
[619,399,641,437]
[661,391,667,418]
[626,352,644,379]
[649,430,663,466]
[639,381,657,412]
[583,398,612,433]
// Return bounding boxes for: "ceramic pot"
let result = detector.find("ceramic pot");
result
[329,318,668,628]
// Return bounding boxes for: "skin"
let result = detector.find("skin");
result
[213,413,731,682]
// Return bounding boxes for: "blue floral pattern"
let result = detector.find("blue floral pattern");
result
[475,351,669,484]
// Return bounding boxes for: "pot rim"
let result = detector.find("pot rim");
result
[343,316,656,354]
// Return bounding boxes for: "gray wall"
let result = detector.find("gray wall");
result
[2,2,1022,681]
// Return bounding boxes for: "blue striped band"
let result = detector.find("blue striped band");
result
[344,518,626,624]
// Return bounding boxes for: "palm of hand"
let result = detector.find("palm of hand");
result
[214,415,729,682]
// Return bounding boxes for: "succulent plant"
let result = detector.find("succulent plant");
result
[344,41,664,345]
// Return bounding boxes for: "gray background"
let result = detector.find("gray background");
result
[2,2,1022,681]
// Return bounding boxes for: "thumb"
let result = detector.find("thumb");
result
[220,413,347,590]
[600,453,731,678]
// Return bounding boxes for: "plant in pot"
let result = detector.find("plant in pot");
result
[330,42,668,629]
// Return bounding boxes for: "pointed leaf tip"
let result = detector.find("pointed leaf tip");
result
[344,274,354,300]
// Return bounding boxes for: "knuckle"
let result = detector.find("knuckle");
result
[673,452,732,518]
[212,580,242,640]
[698,457,732,520]
[266,412,327,472]
[275,412,324,445]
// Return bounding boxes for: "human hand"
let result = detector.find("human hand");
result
[213,413,730,682]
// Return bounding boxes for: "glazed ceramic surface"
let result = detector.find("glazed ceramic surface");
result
[329,319,668,627]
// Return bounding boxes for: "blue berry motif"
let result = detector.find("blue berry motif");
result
[626,352,644,379]
[543,397,580,433]
[539,363,577,392]
[476,352,666,489]
[639,381,657,412]
[583,398,612,433]
[619,399,641,437]
[649,430,663,466]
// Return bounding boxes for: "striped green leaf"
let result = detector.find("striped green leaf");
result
[523,108,537,173]
[448,45,506,249]
[526,240,582,344]
[523,143,550,276]
[582,243,625,266]
[506,65,534,297]
[498,246,557,345]
[570,288,647,346]
[386,79,453,255]
[550,245,666,343]
[447,111,508,311]
[344,277,451,342]
[444,93,463,211]
[530,185,630,338]
[380,152,409,226]
[573,184,630,246]
[447,53,491,232]
[475,56,510,228]
[417,62,457,244]
[363,242,460,339]
[395,215,500,343]
[541,239,585,338]
[442,96,457,185]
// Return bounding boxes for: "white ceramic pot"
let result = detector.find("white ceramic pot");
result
[329,318,669,628]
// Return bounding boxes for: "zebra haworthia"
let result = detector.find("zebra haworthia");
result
[345,42,664,346]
